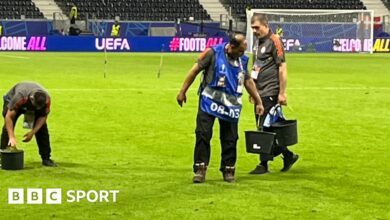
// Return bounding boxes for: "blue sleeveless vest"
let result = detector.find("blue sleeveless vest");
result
[200,43,249,123]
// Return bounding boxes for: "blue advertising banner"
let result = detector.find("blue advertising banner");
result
[0,36,228,52]
[281,37,372,52]
[0,21,53,36]
[0,35,379,53]
[271,23,359,38]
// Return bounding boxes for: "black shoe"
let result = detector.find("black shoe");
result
[42,159,58,167]
[193,163,207,183]
[281,154,299,172]
[249,165,269,174]
[222,166,235,183]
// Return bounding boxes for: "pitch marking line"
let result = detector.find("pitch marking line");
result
[0,54,31,59]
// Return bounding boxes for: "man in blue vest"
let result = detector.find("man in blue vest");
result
[177,34,264,183]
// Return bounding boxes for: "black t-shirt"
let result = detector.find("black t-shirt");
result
[4,82,51,117]
[253,31,286,97]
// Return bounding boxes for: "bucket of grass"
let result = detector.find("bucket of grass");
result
[1,147,24,170]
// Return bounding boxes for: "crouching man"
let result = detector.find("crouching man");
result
[1,82,57,167]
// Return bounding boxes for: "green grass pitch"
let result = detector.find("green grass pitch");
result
[0,52,389,219]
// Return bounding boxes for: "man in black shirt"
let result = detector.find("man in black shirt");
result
[1,82,57,167]
[249,14,299,174]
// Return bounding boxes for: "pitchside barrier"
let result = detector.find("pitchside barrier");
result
[0,36,227,52]
[1,35,389,52]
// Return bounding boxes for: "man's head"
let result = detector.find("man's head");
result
[251,14,270,38]
[226,34,247,59]
[30,91,47,110]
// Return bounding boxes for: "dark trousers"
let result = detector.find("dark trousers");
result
[1,101,51,160]
[255,96,293,163]
[193,109,238,173]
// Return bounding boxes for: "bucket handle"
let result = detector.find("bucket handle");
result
[256,116,262,131]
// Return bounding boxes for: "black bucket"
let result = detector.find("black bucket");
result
[270,120,298,147]
[245,130,275,154]
[1,150,24,170]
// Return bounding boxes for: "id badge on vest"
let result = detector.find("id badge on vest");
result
[237,71,245,93]
[217,75,226,87]
[236,58,245,93]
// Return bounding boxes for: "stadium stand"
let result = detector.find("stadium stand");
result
[220,0,367,21]
[0,0,44,19]
[383,0,390,11]
[53,0,212,21]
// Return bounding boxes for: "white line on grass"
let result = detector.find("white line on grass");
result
[49,87,390,92]
[290,87,390,90]
[0,54,31,59]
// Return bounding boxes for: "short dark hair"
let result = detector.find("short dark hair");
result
[33,91,47,109]
[251,14,269,25]
[229,34,246,48]
[229,36,240,47]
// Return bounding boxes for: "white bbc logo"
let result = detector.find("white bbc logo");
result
[46,188,62,204]
[8,188,62,204]
[8,188,24,204]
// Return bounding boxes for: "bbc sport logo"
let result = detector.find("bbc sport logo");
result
[8,188,119,204]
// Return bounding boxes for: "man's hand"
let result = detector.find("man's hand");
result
[278,93,287,105]
[176,92,187,107]
[8,137,17,147]
[176,63,202,108]
[255,103,264,116]
[23,131,34,143]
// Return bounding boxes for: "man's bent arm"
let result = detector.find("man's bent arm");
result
[177,63,202,107]
[5,110,16,140]
[244,79,264,115]
[244,79,262,105]
[179,63,202,94]
[31,116,48,135]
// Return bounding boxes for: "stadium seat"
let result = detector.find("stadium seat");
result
[53,0,212,21]
[0,0,367,21]
[0,0,44,19]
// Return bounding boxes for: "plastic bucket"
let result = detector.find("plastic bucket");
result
[270,120,298,147]
[1,150,24,170]
[245,130,275,154]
